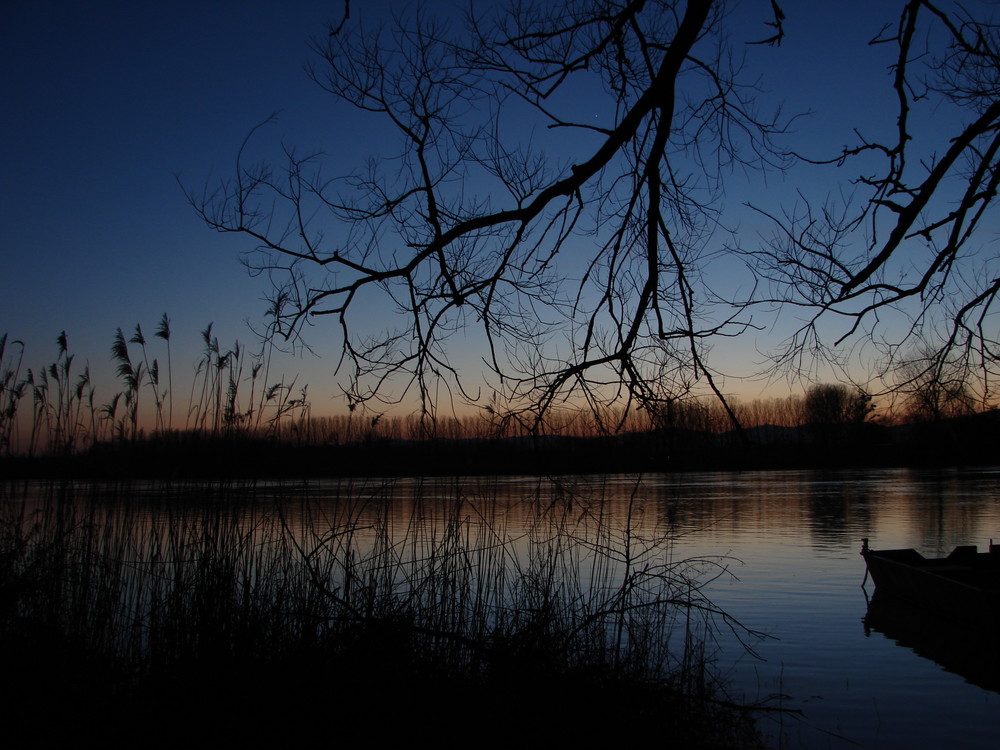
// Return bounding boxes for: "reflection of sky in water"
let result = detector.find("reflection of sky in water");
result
[282,468,1000,749]
[637,468,1000,750]
[7,468,999,748]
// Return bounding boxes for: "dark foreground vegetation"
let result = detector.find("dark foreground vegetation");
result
[1,479,767,746]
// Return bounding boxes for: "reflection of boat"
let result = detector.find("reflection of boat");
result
[860,539,1000,617]
[863,592,1000,693]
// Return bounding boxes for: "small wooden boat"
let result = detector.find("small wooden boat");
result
[861,539,1000,617]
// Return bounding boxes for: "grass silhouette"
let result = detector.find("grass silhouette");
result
[1,478,767,746]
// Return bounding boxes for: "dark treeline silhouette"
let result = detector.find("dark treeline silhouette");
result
[3,406,996,480]
[3,329,996,479]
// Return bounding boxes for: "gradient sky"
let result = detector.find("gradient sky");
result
[3,0,365,414]
[2,1,978,419]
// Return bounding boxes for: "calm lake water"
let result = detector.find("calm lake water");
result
[8,467,999,747]
[620,467,1000,749]
[234,467,1000,749]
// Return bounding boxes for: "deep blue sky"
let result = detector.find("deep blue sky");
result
[1,1,968,416]
[2,0,368,409]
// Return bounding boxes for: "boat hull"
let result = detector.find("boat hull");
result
[861,542,1000,619]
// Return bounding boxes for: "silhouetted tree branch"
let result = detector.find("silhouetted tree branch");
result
[190,0,793,429]
[893,346,981,421]
[748,0,999,403]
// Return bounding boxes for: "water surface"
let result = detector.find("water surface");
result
[581,468,1000,749]
[8,467,999,748]
[286,468,999,749]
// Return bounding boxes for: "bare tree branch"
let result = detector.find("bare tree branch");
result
[189,0,796,429]
[746,0,1000,400]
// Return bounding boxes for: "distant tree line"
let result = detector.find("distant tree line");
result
[2,326,995,467]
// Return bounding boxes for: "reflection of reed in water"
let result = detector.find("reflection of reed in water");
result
[0,479,764,745]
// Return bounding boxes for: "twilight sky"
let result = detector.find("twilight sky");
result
[1,1,976,418]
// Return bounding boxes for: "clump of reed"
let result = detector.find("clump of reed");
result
[0,478,763,746]
[1,318,311,458]
[0,331,97,456]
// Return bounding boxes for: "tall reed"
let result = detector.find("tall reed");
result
[0,320,312,457]
[154,314,173,431]
[0,334,26,453]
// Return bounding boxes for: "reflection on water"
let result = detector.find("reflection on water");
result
[631,468,1000,750]
[4,467,999,748]
[864,592,1000,694]
[359,469,1000,749]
